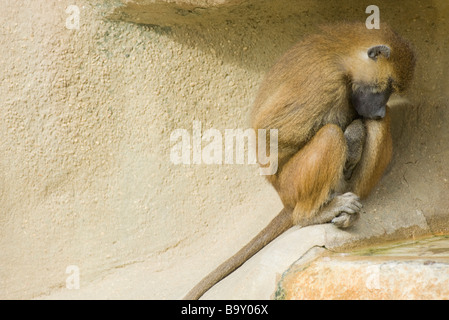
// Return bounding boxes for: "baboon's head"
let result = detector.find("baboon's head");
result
[334,24,416,119]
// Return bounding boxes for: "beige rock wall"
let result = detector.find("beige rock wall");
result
[1,0,448,299]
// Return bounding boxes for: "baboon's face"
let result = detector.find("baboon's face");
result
[351,82,393,120]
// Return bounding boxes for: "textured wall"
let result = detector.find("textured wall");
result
[1,0,448,299]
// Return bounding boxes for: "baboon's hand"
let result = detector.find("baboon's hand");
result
[332,212,359,228]
[329,192,362,228]
[309,192,362,228]
[344,119,366,180]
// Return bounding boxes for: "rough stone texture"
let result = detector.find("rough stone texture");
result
[0,0,281,299]
[108,0,266,26]
[277,236,449,300]
[0,0,448,300]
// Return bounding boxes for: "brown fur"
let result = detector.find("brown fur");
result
[351,108,393,198]
[184,22,415,300]
[279,124,347,223]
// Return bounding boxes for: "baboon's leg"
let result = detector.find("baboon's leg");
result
[349,107,393,199]
[277,124,361,227]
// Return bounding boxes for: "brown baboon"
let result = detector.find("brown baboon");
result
[184,22,415,300]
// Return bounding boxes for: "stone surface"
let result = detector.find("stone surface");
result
[199,209,431,300]
[276,236,449,300]
[108,0,247,27]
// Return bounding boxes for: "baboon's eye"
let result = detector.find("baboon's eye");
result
[367,45,391,61]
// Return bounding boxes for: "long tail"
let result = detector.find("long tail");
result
[183,208,292,300]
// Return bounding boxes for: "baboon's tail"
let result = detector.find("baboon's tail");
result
[183,208,292,300]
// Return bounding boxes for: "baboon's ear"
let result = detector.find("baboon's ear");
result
[368,45,391,61]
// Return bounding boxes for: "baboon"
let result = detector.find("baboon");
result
[184,22,415,300]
